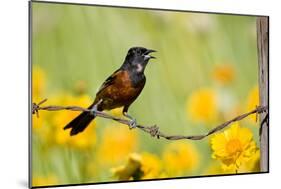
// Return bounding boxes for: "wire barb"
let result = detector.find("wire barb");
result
[32,99,268,141]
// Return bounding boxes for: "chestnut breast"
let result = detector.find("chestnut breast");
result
[95,70,146,110]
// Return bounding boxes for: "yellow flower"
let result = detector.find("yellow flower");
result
[54,123,96,149]
[31,67,49,141]
[162,141,199,176]
[222,149,260,173]
[213,64,235,85]
[108,107,123,117]
[32,65,46,102]
[50,94,96,149]
[97,124,138,166]
[140,152,162,179]
[211,123,258,172]
[111,153,142,181]
[111,152,162,180]
[246,86,259,123]
[32,174,58,187]
[70,127,96,149]
[32,112,53,143]
[187,88,218,123]
[32,110,48,130]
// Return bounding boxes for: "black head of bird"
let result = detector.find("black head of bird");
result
[122,47,156,73]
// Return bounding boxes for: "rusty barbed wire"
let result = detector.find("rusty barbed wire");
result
[32,98,268,141]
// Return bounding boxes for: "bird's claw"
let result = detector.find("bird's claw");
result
[128,118,137,129]
[90,99,103,116]
[90,104,98,116]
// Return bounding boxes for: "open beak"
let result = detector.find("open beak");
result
[144,49,157,60]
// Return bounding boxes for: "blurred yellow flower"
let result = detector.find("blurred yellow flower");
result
[32,66,46,102]
[162,141,199,176]
[54,123,96,149]
[111,152,162,180]
[187,88,218,123]
[211,123,258,172]
[32,66,53,142]
[97,124,138,165]
[111,153,142,180]
[213,64,235,85]
[246,86,259,123]
[32,110,47,130]
[50,94,96,149]
[32,112,53,143]
[140,152,162,179]
[70,127,96,149]
[32,174,58,187]
[109,107,123,117]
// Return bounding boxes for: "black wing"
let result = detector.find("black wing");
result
[96,69,121,95]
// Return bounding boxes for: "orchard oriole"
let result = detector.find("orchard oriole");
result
[64,47,156,136]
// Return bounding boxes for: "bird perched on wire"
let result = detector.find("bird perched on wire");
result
[64,47,156,136]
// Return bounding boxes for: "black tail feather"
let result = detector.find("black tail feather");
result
[64,104,96,136]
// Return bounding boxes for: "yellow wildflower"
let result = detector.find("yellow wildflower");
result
[211,123,258,172]
[32,68,53,143]
[246,86,259,123]
[32,65,46,102]
[111,152,162,180]
[97,124,138,165]
[69,126,96,149]
[140,152,162,179]
[32,110,47,130]
[108,107,123,117]
[32,174,58,187]
[162,141,199,176]
[32,113,53,143]
[187,88,218,123]
[222,149,260,173]
[213,64,235,85]
[111,153,142,180]
[50,94,96,149]
[54,123,96,149]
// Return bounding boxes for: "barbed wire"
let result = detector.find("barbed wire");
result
[32,99,267,140]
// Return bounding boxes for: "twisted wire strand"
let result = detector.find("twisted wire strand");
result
[32,99,267,140]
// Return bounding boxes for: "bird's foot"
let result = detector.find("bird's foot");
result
[123,112,137,129]
[90,99,103,116]
[128,118,137,129]
[90,104,98,116]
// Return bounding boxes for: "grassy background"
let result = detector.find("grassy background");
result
[32,2,259,187]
